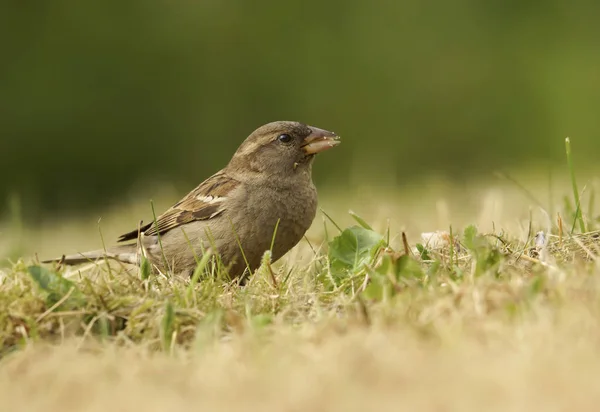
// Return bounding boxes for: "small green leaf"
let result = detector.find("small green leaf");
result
[416,243,432,261]
[140,255,152,280]
[329,226,385,268]
[363,278,387,301]
[27,265,85,307]
[463,225,478,250]
[326,226,387,289]
[395,255,425,280]
[461,226,504,277]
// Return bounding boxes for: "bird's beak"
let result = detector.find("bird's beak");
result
[302,126,341,155]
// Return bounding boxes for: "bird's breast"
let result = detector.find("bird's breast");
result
[234,182,318,263]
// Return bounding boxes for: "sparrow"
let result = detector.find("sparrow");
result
[43,121,340,279]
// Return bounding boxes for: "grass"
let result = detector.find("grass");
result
[2,166,600,410]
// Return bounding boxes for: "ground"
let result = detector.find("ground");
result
[2,174,600,411]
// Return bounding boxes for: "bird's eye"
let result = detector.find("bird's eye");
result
[278,134,292,143]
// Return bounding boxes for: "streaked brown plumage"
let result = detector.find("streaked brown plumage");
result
[43,121,340,279]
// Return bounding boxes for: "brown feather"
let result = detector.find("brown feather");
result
[117,172,240,242]
[117,222,153,242]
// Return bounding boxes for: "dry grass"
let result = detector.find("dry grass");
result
[3,318,600,412]
[2,175,600,411]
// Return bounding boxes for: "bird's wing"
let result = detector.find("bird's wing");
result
[117,172,241,242]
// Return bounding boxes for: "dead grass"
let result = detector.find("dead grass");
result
[2,175,600,411]
[3,305,600,412]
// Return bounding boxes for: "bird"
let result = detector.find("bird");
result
[43,121,341,280]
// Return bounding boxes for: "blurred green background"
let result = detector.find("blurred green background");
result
[2,1,600,220]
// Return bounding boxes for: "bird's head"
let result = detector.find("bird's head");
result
[227,121,340,178]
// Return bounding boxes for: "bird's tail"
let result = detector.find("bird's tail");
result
[42,244,139,266]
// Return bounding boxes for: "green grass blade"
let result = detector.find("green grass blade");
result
[151,200,171,276]
[161,300,175,353]
[565,137,586,233]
